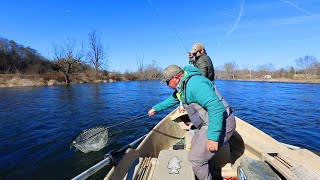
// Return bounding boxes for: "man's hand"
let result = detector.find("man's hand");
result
[207,140,219,152]
[148,108,156,116]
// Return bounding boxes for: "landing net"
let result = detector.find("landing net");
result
[71,127,108,153]
[71,114,148,153]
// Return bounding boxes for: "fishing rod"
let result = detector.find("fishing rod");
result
[146,0,189,53]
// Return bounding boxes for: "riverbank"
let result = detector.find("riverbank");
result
[229,78,320,84]
[1,74,320,88]
[0,73,119,88]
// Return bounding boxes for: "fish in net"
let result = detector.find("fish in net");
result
[71,127,108,153]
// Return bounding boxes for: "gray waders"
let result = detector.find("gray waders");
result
[183,85,236,180]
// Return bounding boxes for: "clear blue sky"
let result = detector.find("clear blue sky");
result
[1,0,320,72]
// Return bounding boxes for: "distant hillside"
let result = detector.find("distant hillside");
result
[0,37,53,74]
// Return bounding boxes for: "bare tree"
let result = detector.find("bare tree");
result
[224,61,238,79]
[288,66,296,79]
[278,68,286,78]
[255,63,274,78]
[53,38,84,84]
[214,65,225,79]
[145,60,162,80]
[316,62,320,77]
[136,54,145,80]
[87,29,107,78]
[266,63,275,76]
[296,55,318,79]
[238,64,251,79]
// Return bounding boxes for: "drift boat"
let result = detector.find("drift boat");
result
[103,107,320,179]
[74,107,320,179]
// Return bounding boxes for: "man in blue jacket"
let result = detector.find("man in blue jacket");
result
[148,65,235,180]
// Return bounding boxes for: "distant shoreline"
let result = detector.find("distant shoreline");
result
[220,78,320,84]
[0,74,319,88]
[0,73,118,88]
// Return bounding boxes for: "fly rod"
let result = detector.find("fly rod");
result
[146,0,189,53]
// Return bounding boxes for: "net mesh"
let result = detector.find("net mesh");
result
[71,127,108,153]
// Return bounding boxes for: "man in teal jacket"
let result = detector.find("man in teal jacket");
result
[148,65,235,180]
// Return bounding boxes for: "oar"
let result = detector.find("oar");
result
[71,114,149,153]
[72,134,147,180]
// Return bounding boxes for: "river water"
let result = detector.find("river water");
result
[0,80,319,179]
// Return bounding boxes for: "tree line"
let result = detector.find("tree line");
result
[216,55,320,80]
[1,33,319,84]
[122,55,162,81]
[0,32,162,83]
[0,29,108,84]
[0,37,53,74]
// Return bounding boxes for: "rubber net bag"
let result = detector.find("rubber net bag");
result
[71,127,108,153]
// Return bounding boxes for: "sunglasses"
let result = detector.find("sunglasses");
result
[166,76,174,85]
[165,79,170,85]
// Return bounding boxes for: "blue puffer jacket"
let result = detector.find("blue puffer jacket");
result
[153,66,225,141]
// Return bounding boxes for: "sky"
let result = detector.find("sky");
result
[1,0,320,72]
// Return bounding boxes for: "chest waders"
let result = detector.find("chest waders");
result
[177,74,236,143]
[177,75,236,180]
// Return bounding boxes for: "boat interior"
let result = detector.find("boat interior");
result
[105,108,320,180]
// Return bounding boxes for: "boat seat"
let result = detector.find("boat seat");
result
[183,131,192,150]
[151,150,195,180]
[184,130,237,177]
[210,143,237,177]
[176,121,190,130]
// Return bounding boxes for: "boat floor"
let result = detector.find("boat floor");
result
[123,129,238,180]
[105,111,320,180]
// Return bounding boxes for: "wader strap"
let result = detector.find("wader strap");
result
[182,74,198,105]
[182,75,233,115]
[214,86,233,116]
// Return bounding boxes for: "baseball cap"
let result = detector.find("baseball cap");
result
[160,65,182,84]
[190,43,205,54]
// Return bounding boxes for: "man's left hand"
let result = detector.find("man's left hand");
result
[207,140,219,152]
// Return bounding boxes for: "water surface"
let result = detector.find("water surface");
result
[0,80,319,179]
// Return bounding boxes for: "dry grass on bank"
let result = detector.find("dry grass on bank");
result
[0,73,62,87]
[0,71,113,88]
[1,73,319,88]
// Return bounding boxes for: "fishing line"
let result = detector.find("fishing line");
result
[146,0,189,53]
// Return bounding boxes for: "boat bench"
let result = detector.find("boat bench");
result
[185,131,237,178]
[151,150,195,180]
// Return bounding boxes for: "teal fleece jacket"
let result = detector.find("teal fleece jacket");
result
[153,65,225,141]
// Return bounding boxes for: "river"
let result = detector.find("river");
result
[0,80,319,179]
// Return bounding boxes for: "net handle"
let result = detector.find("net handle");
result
[107,114,149,129]
[71,114,149,146]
